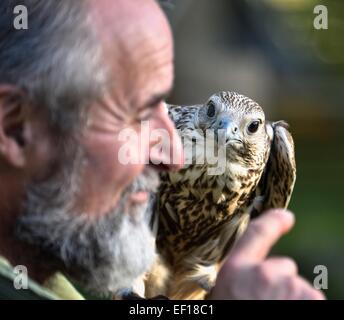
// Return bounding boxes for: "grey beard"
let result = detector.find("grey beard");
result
[15,146,160,296]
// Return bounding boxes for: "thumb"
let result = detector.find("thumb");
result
[227,209,295,266]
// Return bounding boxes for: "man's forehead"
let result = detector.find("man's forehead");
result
[87,0,173,104]
[87,0,172,46]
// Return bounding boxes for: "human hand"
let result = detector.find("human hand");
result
[209,210,325,300]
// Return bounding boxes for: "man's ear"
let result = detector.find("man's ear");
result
[0,85,30,168]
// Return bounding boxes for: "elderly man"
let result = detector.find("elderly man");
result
[0,0,323,300]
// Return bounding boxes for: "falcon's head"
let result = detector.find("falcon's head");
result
[195,91,272,167]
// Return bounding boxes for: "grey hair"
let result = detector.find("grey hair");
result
[0,1,106,133]
[15,140,160,296]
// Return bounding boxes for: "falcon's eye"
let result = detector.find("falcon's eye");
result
[247,120,260,134]
[207,102,216,117]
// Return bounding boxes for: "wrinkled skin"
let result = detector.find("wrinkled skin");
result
[0,0,183,293]
[0,0,324,299]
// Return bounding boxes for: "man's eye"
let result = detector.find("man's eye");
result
[138,104,161,121]
[138,109,154,121]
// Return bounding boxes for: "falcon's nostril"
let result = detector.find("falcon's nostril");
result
[219,120,223,128]
[233,127,238,133]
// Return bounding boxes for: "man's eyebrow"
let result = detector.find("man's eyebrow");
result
[141,89,172,109]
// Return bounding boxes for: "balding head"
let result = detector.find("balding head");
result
[87,0,174,114]
[0,0,182,296]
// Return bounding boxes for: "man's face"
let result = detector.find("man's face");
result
[15,0,183,295]
[74,0,183,217]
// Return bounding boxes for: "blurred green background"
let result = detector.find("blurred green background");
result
[164,0,344,299]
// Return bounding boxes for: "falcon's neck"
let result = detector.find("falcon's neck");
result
[168,160,261,203]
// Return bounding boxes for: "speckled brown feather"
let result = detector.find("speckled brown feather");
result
[145,92,296,299]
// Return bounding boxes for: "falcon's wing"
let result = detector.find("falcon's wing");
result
[166,103,201,130]
[251,121,296,217]
[148,103,192,236]
[166,104,184,125]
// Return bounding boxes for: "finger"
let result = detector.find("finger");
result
[250,259,298,299]
[260,257,298,277]
[288,277,326,300]
[228,209,295,265]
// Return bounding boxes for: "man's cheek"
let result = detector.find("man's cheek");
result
[88,144,144,212]
[112,142,145,188]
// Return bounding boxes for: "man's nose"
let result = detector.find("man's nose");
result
[149,103,184,171]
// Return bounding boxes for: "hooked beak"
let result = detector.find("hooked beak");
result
[216,116,242,145]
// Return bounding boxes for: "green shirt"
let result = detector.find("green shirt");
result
[0,256,84,300]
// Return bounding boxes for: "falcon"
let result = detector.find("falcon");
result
[145,91,296,299]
